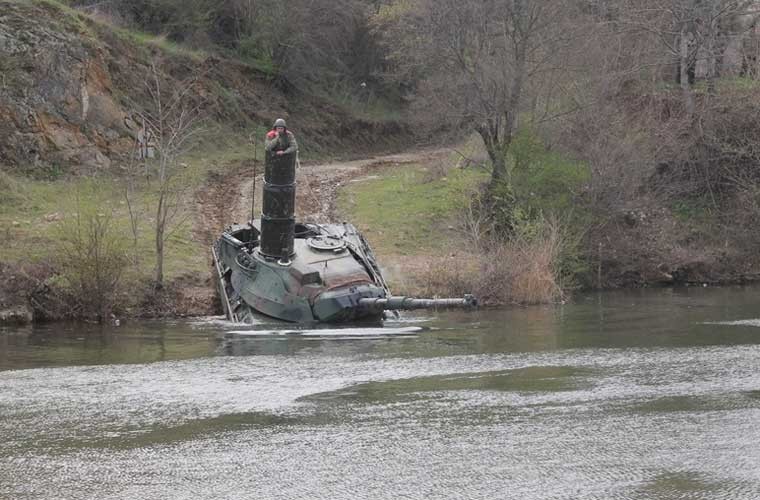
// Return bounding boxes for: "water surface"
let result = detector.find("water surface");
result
[2,286,760,499]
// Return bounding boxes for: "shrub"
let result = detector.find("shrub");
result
[0,170,24,206]
[509,128,591,218]
[53,181,129,321]
[415,216,567,305]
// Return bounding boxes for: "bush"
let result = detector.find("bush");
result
[237,34,277,75]
[53,181,129,321]
[509,128,590,217]
[484,129,591,238]
[0,170,25,206]
[415,216,568,305]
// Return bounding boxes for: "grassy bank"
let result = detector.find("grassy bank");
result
[0,131,262,319]
[1,133,251,268]
[336,138,591,305]
[338,163,488,256]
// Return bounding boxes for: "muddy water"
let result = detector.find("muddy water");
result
[2,286,760,499]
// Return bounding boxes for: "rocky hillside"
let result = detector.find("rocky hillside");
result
[0,0,406,175]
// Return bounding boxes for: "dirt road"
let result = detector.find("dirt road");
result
[195,148,452,246]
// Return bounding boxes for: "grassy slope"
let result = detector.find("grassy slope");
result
[1,132,256,275]
[337,163,488,257]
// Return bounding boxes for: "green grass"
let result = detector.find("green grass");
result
[7,0,94,36]
[7,0,204,65]
[508,128,591,217]
[670,197,715,222]
[694,76,760,93]
[0,130,257,283]
[112,28,208,61]
[337,164,488,255]
[313,88,405,124]
[0,174,202,277]
[336,94,404,123]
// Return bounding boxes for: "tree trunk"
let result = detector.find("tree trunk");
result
[155,193,165,289]
[705,10,719,98]
[679,24,696,119]
[476,124,508,185]
[490,150,508,186]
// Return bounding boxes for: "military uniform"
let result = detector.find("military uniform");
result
[265,129,298,155]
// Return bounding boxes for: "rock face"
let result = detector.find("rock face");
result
[0,1,129,173]
[0,2,287,174]
[0,1,409,177]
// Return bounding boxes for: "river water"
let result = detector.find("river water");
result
[2,286,760,499]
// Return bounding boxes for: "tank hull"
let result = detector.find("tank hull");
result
[213,221,389,323]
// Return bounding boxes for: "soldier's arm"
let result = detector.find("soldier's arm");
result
[283,133,298,155]
[265,130,278,151]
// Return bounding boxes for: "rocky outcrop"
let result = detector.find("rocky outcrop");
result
[0,1,131,173]
[0,0,410,177]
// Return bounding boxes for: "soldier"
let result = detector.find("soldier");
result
[265,118,298,157]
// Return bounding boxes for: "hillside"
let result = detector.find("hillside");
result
[0,0,412,324]
[0,0,406,175]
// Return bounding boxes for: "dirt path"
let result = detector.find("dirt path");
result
[295,149,452,221]
[195,148,453,241]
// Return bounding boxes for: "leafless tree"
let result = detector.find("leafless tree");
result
[612,0,760,119]
[137,62,206,289]
[375,0,585,186]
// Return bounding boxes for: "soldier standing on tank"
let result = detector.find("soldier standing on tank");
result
[265,118,298,158]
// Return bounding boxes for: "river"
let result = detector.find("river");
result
[2,286,760,499]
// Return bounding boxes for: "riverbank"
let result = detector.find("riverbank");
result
[0,143,433,325]
[0,0,415,324]
[5,140,760,326]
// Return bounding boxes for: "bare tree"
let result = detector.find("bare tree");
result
[375,0,584,186]
[613,0,760,119]
[138,61,206,289]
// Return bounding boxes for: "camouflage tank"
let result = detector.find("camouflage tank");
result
[212,150,476,323]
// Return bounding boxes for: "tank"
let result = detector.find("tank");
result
[212,150,476,324]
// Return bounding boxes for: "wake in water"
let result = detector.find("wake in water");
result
[227,326,423,339]
[703,319,760,327]
[190,312,433,339]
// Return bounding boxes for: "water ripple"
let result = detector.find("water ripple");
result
[3,344,760,499]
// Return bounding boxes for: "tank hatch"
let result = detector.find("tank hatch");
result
[307,235,347,252]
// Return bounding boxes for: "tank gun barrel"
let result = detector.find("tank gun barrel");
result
[359,294,477,311]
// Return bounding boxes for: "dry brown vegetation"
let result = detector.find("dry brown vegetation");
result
[395,179,568,305]
[414,232,565,306]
